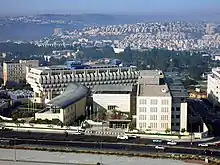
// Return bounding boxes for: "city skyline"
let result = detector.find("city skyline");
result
[1,0,220,16]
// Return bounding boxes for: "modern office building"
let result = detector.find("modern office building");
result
[207,67,220,106]
[35,83,89,125]
[92,84,134,114]
[136,70,188,132]
[3,60,39,85]
[165,72,188,132]
[26,63,138,103]
[136,70,172,132]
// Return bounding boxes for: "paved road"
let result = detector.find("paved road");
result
[2,138,220,158]
[1,130,220,149]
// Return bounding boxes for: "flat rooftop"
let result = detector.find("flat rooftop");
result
[33,64,134,72]
[92,85,133,93]
[138,84,171,97]
[139,70,161,77]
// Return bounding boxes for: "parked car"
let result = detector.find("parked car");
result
[198,143,209,147]
[117,135,129,140]
[152,139,163,143]
[167,141,177,146]
[128,135,138,139]
[155,146,165,150]
[215,142,220,146]
[72,131,83,135]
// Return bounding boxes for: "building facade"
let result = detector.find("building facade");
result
[136,71,188,133]
[3,60,39,85]
[92,85,134,114]
[35,83,89,125]
[165,72,188,132]
[207,67,220,106]
[136,70,172,132]
[26,64,138,103]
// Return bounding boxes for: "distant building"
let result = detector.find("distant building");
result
[113,47,125,54]
[3,60,39,85]
[207,68,220,106]
[53,28,63,36]
[8,90,34,103]
[0,65,3,80]
[35,83,89,125]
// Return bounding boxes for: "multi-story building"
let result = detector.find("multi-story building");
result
[3,60,39,85]
[136,70,172,132]
[26,63,138,103]
[207,67,220,106]
[165,72,188,132]
[136,70,188,132]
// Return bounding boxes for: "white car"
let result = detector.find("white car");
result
[152,139,163,143]
[128,135,138,139]
[155,146,165,150]
[72,131,84,135]
[198,143,209,147]
[117,135,129,140]
[167,141,177,146]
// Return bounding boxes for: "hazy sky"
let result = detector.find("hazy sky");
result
[1,0,220,15]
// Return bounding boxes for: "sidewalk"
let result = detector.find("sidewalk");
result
[175,137,215,142]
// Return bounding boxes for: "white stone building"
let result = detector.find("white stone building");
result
[92,85,134,113]
[3,60,39,85]
[136,70,188,133]
[26,64,138,103]
[35,83,89,125]
[207,67,220,106]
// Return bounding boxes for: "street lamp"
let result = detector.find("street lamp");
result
[100,121,104,165]
[190,115,193,145]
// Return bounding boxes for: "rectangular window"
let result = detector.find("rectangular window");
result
[139,115,147,120]
[150,115,157,120]
[161,115,168,120]
[176,115,180,118]
[176,107,180,111]
[162,99,169,105]
[150,107,157,113]
[139,122,146,128]
[150,99,158,105]
[108,105,116,110]
[161,123,169,129]
[140,99,147,105]
[150,123,157,129]
[139,123,142,128]
[139,107,147,113]
[161,107,168,112]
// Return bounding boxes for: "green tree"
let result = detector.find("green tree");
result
[165,128,171,134]
[181,128,186,133]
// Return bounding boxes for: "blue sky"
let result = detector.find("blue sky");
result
[1,0,220,15]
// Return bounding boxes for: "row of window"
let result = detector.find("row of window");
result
[172,115,180,119]
[139,107,169,113]
[172,107,180,111]
[139,122,169,129]
[139,115,169,121]
[139,99,169,105]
